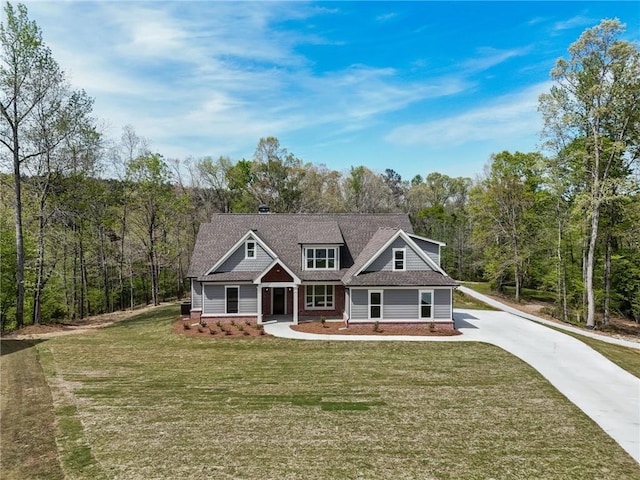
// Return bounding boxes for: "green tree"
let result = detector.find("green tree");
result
[344,165,396,213]
[0,2,65,328]
[127,153,176,306]
[249,137,306,213]
[539,19,640,327]
[469,151,546,302]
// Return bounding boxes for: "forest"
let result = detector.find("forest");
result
[1,4,638,332]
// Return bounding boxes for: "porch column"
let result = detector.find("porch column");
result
[293,286,299,325]
[257,286,263,324]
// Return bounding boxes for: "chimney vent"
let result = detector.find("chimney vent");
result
[258,204,270,214]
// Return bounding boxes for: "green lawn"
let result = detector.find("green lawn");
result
[453,288,496,310]
[3,305,639,479]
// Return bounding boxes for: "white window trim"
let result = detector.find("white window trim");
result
[369,290,383,320]
[225,285,240,314]
[419,289,434,319]
[305,285,335,310]
[303,246,339,271]
[245,240,256,259]
[393,248,406,271]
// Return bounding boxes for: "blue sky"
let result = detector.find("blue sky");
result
[24,1,640,181]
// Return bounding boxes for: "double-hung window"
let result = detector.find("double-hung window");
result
[419,290,433,319]
[305,247,337,270]
[226,286,239,314]
[245,240,256,259]
[305,285,334,309]
[369,290,382,319]
[393,248,406,271]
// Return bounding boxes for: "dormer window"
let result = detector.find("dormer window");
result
[304,246,338,270]
[245,240,256,259]
[393,248,406,271]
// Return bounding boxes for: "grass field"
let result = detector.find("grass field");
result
[2,305,639,479]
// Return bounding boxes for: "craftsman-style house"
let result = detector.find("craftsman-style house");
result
[187,212,457,328]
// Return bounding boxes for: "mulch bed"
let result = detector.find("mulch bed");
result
[173,318,269,338]
[292,321,462,336]
[173,318,461,338]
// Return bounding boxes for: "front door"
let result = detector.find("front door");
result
[273,288,286,315]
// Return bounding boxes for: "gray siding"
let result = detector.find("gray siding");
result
[202,284,257,314]
[203,285,225,314]
[413,238,440,267]
[239,285,257,313]
[216,241,274,273]
[434,288,451,319]
[349,288,453,321]
[383,289,418,319]
[350,289,369,320]
[192,280,203,309]
[366,238,433,272]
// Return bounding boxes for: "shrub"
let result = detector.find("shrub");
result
[197,325,204,333]
[183,322,191,330]
[321,316,327,328]
[230,319,236,326]
[373,321,380,332]
[245,319,251,326]
[237,324,244,332]
[215,320,221,327]
[208,327,216,335]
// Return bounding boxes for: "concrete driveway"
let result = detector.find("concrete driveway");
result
[265,308,640,463]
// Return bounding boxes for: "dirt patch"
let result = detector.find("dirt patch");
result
[173,318,269,338]
[292,321,462,336]
[4,304,163,340]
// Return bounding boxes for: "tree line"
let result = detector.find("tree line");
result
[1,4,638,332]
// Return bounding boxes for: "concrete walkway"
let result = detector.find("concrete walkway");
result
[265,308,640,463]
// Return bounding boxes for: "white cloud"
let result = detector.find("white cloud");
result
[553,15,595,32]
[384,82,553,147]
[461,47,531,72]
[376,12,398,23]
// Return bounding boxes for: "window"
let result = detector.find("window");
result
[304,247,337,270]
[419,290,433,319]
[226,286,239,314]
[369,290,382,319]
[245,240,256,259]
[305,285,334,309]
[393,248,406,271]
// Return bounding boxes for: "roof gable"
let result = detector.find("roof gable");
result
[187,213,414,279]
[205,230,276,275]
[346,229,446,280]
[255,260,300,284]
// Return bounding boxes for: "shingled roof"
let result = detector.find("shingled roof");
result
[187,213,412,280]
[187,213,457,288]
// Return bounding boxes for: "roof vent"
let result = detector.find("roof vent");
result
[258,204,270,214]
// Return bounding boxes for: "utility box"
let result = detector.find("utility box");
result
[180,302,191,316]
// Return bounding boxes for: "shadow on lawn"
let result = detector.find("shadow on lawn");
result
[0,339,47,356]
